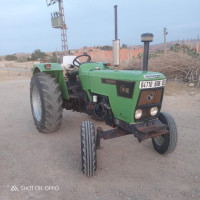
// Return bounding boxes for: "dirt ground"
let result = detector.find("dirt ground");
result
[0,73,200,200]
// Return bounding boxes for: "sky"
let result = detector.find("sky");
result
[0,0,199,55]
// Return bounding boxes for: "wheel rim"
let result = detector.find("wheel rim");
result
[154,135,165,146]
[32,86,42,121]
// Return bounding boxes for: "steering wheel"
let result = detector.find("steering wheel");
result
[73,54,91,67]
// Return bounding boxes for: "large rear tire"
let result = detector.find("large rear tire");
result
[81,121,97,176]
[30,73,63,133]
[152,112,178,154]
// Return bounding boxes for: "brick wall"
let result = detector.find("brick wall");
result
[74,48,143,62]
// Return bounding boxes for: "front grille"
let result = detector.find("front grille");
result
[140,107,152,120]
[138,88,163,106]
[134,88,164,122]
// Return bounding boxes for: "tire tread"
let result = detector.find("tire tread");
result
[152,112,178,154]
[81,121,96,176]
[30,72,63,133]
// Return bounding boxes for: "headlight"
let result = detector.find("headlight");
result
[135,109,142,119]
[150,107,158,116]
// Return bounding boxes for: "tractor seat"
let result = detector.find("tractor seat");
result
[61,56,78,69]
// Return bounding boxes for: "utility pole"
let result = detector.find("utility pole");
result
[59,0,68,56]
[197,34,199,54]
[164,27,168,54]
[47,0,68,57]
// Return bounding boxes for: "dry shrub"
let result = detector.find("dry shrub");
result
[120,52,200,84]
[119,59,142,70]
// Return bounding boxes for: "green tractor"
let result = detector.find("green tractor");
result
[30,34,177,176]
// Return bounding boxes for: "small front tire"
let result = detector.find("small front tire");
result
[152,112,178,154]
[81,121,97,176]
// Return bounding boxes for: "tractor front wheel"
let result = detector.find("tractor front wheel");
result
[81,121,97,176]
[152,112,178,154]
[30,73,63,133]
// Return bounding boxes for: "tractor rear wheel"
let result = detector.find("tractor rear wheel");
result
[81,121,97,176]
[152,112,178,154]
[30,72,63,133]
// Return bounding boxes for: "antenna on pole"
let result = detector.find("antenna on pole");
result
[197,34,199,54]
[47,0,68,56]
[164,27,168,55]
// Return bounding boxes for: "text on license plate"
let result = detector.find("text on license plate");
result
[139,79,166,89]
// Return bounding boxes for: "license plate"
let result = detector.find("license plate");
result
[139,79,166,89]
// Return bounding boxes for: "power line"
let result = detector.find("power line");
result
[80,0,113,19]
[67,0,112,24]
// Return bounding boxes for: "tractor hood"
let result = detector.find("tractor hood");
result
[79,63,166,89]
[78,63,166,124]
[88,69,165,82]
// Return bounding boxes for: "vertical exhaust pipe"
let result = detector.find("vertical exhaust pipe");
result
[114,5,118,40]
[141,33,154,71]
[113,5,120,67]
